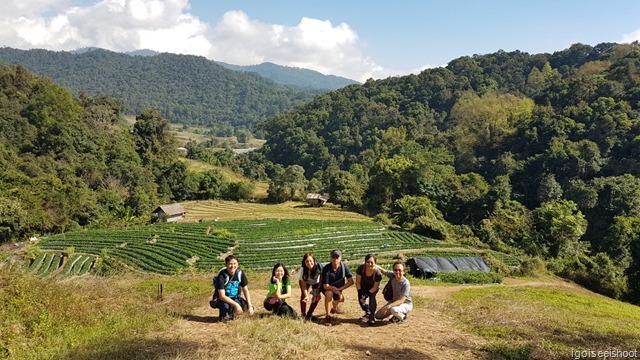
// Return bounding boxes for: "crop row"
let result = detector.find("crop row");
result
[37,219,440,274]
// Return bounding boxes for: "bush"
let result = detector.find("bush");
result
[437,270,503,284]
[514,255,546,277]
[373,213,392,226]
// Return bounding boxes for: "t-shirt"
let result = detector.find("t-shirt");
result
[382,269,412,304]
[216,268,248,299]
[267,278,292,297]
[356,264,383,291]
[299,262,323,286]
[322,262,352,288]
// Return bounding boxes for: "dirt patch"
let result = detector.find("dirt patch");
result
[152,284,493,359]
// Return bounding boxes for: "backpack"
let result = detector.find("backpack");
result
[209,269,243,309]
[382,279,393,301]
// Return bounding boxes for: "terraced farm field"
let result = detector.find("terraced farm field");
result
[36,219,444,274]
[181,200,371,222]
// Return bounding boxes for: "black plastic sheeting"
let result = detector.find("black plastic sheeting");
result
[406,257,490,279]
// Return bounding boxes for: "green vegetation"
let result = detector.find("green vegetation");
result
[0,270,203,360]
[435,270,503,284]
[3,41,640,308]
[0,47,323,130]
[254,42,640,304]
[35,219,441,273]
[448,286,640,358]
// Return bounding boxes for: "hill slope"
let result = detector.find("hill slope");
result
[0,47,322,127]
[216,61,359,90]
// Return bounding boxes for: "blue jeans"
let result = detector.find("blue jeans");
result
[216,297,248,320]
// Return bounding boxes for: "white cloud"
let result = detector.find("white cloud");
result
[0,0,387,81]
[621,28,640,43]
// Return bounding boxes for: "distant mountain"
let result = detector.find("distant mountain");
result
[126,49,160,57]
[0,47,323,128]
[217,61,359,90]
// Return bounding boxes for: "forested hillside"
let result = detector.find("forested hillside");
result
[0,65,258,243]
[254,42,640,303]
[0,47,322,131]
[216,61,359,90]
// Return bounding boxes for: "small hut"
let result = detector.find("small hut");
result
[152,203,187,222]
[306,193,329,207]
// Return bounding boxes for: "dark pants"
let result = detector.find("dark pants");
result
[216,297,248,320]
[264,298,297,317]
[300,281,322,317]
[358,289,378,321]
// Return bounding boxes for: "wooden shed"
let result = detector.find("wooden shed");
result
[306,193,329,207]
[152,203,187,222]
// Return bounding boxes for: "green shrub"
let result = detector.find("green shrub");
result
[437,270,503,284]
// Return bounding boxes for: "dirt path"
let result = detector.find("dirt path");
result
[148,277,592,359]
[149,282,516,359]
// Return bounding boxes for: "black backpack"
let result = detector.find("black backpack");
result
[209,269,243,308]
[382,279,393,301]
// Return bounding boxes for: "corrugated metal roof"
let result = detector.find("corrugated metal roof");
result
[306,193,329,201]
[155,203,186,216]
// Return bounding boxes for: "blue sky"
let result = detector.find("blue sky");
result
[1,0,640,82]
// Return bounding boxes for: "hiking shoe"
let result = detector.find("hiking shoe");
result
[324,316,332,326]
[330,307,347,315]
[304,314,319,322]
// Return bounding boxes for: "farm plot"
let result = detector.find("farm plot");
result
[224,219,439,270]
[40,222,234,274]
[37,219,441,274]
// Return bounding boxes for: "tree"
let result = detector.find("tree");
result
[449,91,535,171]
[531,200,588,258]
[393,196,448,240]
[327,170,364,209]
[132,108,178,170]
[536,173,563,203]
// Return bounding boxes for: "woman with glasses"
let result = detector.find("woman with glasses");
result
[356,253,383,325]
[375,260,412,323]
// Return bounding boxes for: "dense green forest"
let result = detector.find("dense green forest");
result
[0,65,256,242]
[0,47,322,132]
[252,42,640,303]
[216,61,359,90]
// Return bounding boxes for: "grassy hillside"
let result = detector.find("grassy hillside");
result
[1,269,638,360]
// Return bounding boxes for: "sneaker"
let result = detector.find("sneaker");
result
[330,307,347,315]
[367,319,376,326]
[304,314,319,322]
[324,316,332,326]
[360,313,369,322]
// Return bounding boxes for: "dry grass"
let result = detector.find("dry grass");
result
[445,281,640,359]
[182,200,372,222]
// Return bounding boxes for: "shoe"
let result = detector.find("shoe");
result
[330,307,347,315]
[304,314,319,322]
[368,319,376,326]
[324,316,332,326]
[360,313,369,322]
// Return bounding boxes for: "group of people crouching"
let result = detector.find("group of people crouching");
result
[211,250,413,326]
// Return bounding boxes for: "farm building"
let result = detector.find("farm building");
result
[152,203,187,222]
[306,193,329,207]
[406,257,490,278]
